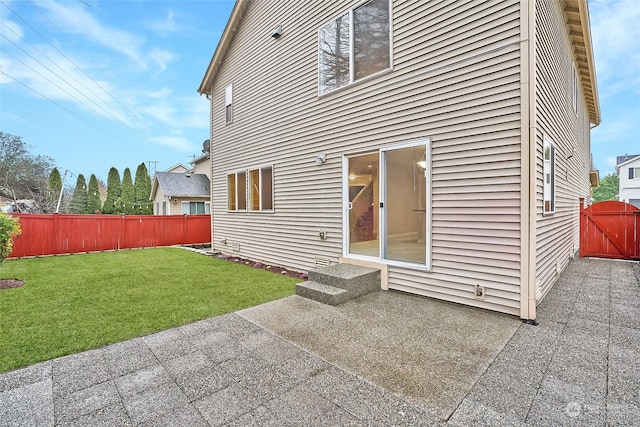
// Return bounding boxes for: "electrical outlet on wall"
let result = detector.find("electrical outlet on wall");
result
[474,285,485,300]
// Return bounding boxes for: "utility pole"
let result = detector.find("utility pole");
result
[146,161,159,176]
[56,170,69,213]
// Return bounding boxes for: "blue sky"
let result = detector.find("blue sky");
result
[0,0,638,183]
[1,0,234,182]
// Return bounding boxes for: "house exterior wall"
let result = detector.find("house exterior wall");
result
[533,0,593,302]
[192,159,211,178]
[618,157,640,208]
[151,193,210,215]
[208,0,524,315]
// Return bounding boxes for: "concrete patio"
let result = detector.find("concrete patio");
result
[1,257,638,426]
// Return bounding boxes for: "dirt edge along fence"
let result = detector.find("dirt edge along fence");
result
[9,213,211,258]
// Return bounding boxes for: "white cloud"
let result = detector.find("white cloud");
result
[1,19,23,43]
[147,135,195,152]
[590,0,640,86]
[36,1,148,69]
[148,87,174,99]
[145,9,181,35]
[148,48,178,73]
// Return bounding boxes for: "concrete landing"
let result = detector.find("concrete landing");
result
[296,263,380,305]
[238,291,520,420]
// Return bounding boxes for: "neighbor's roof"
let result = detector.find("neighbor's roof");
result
[198,0,601,125]
[191,153,210,166]
[150,172,210,200]
[616,154,640,168]
[198,0,250,95]
[564,0,601,125]
[164,163,192,173]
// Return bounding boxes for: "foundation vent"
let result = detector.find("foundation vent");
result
[314,256,331,268]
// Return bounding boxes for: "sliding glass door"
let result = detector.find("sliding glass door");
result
[345,141,429,267]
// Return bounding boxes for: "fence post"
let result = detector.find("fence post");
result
[119,214,125,250]
[578,198,585,258]
[53,213,60,255]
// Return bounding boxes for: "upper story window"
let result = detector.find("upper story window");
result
[318,0,391,95]
[225,84,233,124]
[543,137,556,214]
[630,167,640,179]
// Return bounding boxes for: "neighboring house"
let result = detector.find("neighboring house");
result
[198,0,600,320]
[191,140,211,178]
[150,172,210,215]
[164,163,192,174]
[616,154,640,208]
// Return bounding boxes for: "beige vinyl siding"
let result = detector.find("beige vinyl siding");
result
[534,0,592,302]
[209,0,522,315]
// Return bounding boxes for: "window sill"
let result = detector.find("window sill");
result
[317,67,394,99]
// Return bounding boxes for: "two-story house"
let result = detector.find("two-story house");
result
[616,154,640,208]
[198,0,600,320]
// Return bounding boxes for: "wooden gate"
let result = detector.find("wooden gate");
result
[580,198,640,260]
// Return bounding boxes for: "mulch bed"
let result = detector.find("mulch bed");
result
[216,255,308,280]
[0,279,25,290]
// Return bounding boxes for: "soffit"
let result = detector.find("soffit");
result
[564,0,601,125]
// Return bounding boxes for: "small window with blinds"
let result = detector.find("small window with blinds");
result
[225,84,233,124]
[543,137,556,214]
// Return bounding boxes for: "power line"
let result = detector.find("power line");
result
[4,0,145,123]
[0,35,136,129]
[18,0,177,138]
[0,18,139,125]
[0,69,120,139]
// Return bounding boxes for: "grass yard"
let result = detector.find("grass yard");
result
[0,247,298,373]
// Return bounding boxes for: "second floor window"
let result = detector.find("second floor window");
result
[318,0,391,95]
[225,84,233,124]
[630,167,640,179]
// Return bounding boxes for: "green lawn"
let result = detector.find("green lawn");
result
[0,248,298,373]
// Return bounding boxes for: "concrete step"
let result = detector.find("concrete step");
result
[295,281,349,306]
[297,264,381,306]
[308,264,380,298]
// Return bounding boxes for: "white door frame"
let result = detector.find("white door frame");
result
[342,139,432,270]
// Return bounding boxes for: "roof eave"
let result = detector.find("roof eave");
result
[564,0,601,125]
[198,0,250,95]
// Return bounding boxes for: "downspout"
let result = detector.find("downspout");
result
[208,89,215,250]
[519,0,537,321]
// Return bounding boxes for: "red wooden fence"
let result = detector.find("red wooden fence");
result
[579,198,640,260]
[8,213,211,258]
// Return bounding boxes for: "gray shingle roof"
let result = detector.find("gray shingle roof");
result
[616,154,640,166]
[154,172,210,197]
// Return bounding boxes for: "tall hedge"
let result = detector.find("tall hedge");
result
[69,174,88,214]
[87,174,102,214]
[134,163,153,214]
[121,168,135,215]
[103,167,121,214]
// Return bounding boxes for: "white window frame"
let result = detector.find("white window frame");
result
[227,171,247,212]
[248,165,274,212]
[225,84,233,124]
[181,201,211,215]
[342,140,431,271]
[543,136,556,215]
[629,167,640,180]
[318,0,393,96]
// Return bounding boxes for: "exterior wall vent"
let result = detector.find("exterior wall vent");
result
[314,256,331,268]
